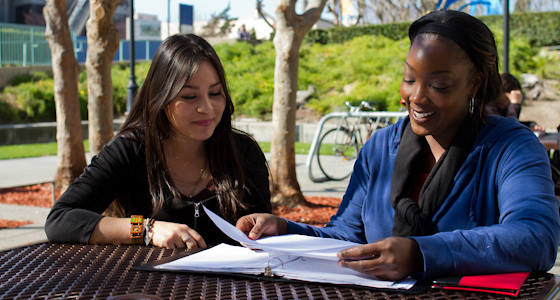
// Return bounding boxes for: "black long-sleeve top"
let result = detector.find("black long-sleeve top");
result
[45,132,271,246]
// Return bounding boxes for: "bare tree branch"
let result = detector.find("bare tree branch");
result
[327,0,341,25]
[256,0,276,31]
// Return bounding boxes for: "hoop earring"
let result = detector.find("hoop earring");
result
[468,97,475,116]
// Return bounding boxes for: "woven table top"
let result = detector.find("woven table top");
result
[0,243,557,300]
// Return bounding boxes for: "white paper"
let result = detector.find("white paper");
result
[203,205,361,260]
[155,243,296,274]
[156,243,416,290]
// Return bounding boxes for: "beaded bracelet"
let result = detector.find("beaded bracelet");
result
[144,218,155,246]
[130,215,144,244]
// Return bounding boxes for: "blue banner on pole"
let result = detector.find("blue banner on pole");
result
[179,4,194,33]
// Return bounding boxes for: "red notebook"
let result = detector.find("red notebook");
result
[432,272,530,296]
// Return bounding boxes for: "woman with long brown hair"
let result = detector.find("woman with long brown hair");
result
[46,34,271,249]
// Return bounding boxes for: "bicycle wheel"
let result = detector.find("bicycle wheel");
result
[317,128,359,181]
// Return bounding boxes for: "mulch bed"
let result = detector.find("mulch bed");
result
[0,183,60,208]
[0,220,33,229]
[0,183,341,228]
[272,196,341,226]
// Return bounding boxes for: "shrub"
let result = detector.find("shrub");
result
[8,71,50,86]
[215,41,275,117]
[300,35,408,114]
[0,96,19,123]
[3,79,56,122]
[304,29,329,45]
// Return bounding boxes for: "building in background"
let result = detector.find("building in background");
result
[0,0,46,26]
[0,0,130,39]
[126,13,161,40]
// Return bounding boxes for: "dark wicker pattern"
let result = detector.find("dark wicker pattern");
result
[0,243,557,299]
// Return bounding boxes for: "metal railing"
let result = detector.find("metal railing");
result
[306,110,408,183]
[0,23,54,66]
[0,22,161,67]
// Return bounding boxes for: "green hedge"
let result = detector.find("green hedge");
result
[480,12,560,47]
[0,63,151,124]
[305,11,560,47]
[305,22,410,44]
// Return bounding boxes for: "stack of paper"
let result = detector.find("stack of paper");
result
[153,206,417,290]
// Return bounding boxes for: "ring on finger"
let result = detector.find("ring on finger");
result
[183,234,191,243]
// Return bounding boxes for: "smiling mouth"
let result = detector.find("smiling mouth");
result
[195,119,213,126]
[412,109,434,119]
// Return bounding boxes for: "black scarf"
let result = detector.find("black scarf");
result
[390,115,479,237]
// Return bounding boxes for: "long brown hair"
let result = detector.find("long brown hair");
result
[118,34,252,221]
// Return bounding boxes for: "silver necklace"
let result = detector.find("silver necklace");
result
[188,167,205,198]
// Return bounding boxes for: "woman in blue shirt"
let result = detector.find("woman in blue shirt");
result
[236,10,560,281]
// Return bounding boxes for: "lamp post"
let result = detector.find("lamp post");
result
[126,0,138,114]
[168,0,171,37]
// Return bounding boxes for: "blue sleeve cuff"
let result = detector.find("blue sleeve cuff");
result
[286,218,317,235]
[412,235,455,279]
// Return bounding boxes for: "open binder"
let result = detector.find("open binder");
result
[136,205,421,292]
[136,243,422,291]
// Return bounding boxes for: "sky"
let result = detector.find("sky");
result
[134,0,279,23]
[133,0,560,24]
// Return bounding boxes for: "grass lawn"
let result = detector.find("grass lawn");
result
[0,141,312,160]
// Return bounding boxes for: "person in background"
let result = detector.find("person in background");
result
[45,34,271,249]
[486,72,544,132]
[238,24,250,40]
[485,72,523,119]
[237,10,560,281]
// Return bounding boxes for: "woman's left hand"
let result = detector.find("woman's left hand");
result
[147,220,207,250]
[336,237,423,281]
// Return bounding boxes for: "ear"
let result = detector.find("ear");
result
[470,72,483,98]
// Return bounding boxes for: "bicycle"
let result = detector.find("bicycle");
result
[316,101,382,181]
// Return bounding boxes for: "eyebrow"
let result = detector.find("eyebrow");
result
[183,82,222,89]
[404,61,453,75]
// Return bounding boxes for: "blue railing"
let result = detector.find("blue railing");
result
[74,37,161,64]
[0,23,55,66]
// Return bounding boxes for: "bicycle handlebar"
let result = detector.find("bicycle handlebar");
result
[345,101,376,112]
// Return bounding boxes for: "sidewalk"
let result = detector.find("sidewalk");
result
[0,153,349,251]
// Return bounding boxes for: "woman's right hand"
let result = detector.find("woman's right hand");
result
[148,220,207,250]
[236,213,288,240]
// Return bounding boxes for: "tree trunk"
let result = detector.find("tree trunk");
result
[86,0,120,156]
[269,0,326,207]
[44,0,87,192]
